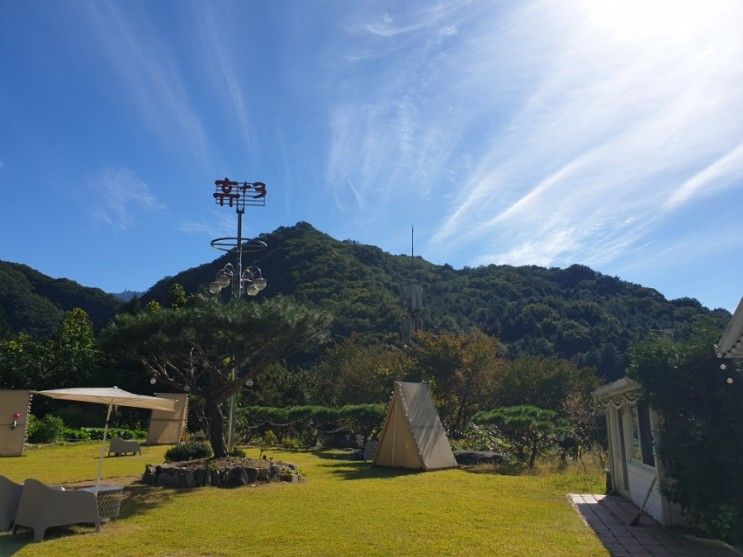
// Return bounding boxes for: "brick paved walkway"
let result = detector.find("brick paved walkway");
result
[568,494,740,557]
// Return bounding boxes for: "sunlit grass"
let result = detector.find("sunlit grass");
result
[0,443,607,556]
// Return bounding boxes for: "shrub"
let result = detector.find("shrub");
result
[229,447,246,458]
[474,405,571,468]
[263,430,279,446]
[80,427,147,441]
[28,414,66,443]
[63,427,91,441]
[281,436,301,449]
[165,441,213,462]
[629,324,743,541]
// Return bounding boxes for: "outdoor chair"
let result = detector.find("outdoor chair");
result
[12,479,100,542]
[0,475,23,531]
[108,437,141,456]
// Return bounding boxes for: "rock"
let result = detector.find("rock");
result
[141,458,300,489]
[453,450,506,466]
[225,467,245,488]
[244,467,259,484]
[143,465,156,484]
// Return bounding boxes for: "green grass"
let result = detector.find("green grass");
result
[0,443,608,556]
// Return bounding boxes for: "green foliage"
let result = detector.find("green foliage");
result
[77,427,146,440]
[138,224,729,380]
[311,336,411,406]
[46,307,99,387]
[165,441,213,462]
[241,403,386,446]
[629,324,743,541]
[0,260,121,338]
[28,414,65,443]
[229,446,246,457]
[475,406,572,468]
[168,283,186,309]
[263,430,279,446]
[493,356,602,453]
[411,331,504,437]
[0,332,47,388]
[0,308,100,390]
[281,436,301,449]
[103,296,331,457]
[337,404,385,443]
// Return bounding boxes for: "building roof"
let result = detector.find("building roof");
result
[716,297,743,359]
[592,377,641,402]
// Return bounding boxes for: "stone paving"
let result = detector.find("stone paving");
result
[569,494,740,557]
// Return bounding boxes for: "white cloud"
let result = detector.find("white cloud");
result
[179,210,235,238]
[91,168,163,231]
[79,1,211,166]
[193,3,258,164]
[416,0,743,268]
[664,143,743,211]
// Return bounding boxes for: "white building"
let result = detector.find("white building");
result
[592,378,683,525]
[593,295,743,525]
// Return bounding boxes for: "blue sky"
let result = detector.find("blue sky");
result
[0,1,741,310]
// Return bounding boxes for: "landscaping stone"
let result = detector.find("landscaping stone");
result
[143,456,301,489]
[453,450,506,466]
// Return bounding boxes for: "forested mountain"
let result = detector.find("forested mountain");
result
[110,290,141,303]
[138,222,730,380]
[0,261,122,337]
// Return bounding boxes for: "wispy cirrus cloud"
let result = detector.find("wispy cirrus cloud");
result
[179,209,234,238]
[91,168,163,231]
[320,0,743,272]
[193,2,258,164]
[664,143,743,211]
[78,1,211,166]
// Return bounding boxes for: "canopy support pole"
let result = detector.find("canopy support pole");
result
[95,403,113,493]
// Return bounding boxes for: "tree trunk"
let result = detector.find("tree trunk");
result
[529,443,538,468]
[205,399,228,458]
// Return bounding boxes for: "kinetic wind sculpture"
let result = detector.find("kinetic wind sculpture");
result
[208,177,269,451]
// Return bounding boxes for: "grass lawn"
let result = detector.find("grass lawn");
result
[0,443,608,556]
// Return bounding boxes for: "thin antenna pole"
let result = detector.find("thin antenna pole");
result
[410,224,414,280]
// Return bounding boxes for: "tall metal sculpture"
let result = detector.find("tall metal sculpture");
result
[209,177,268,450]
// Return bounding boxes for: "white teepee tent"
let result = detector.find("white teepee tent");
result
[373,382,458,470]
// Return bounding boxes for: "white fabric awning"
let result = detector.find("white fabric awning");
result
[716,297,743,359]
[34,387,177,412]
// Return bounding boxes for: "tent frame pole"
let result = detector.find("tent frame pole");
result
[391,390,397,466]
[95,403,113,493]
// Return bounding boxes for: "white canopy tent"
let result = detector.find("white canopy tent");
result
[716,296,743,359]
[34,387,176,491]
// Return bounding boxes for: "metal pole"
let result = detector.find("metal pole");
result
[227,208,244,452]
[236,209,244,300]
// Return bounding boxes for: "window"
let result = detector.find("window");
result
[629,401,655,467]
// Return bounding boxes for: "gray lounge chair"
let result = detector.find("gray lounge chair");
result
[13,479,100,542]
[108,437,141,456]
[0,475,23,531]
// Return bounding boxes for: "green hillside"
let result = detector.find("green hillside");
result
[0,261,122,337]
[138,222,730,380]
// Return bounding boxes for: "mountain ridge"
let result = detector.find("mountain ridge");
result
[0,260,122,337]
[135,222,729,379]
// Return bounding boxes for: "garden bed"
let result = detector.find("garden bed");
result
[142,456,301,488]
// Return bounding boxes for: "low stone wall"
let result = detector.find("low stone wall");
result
[143,458,300,489]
